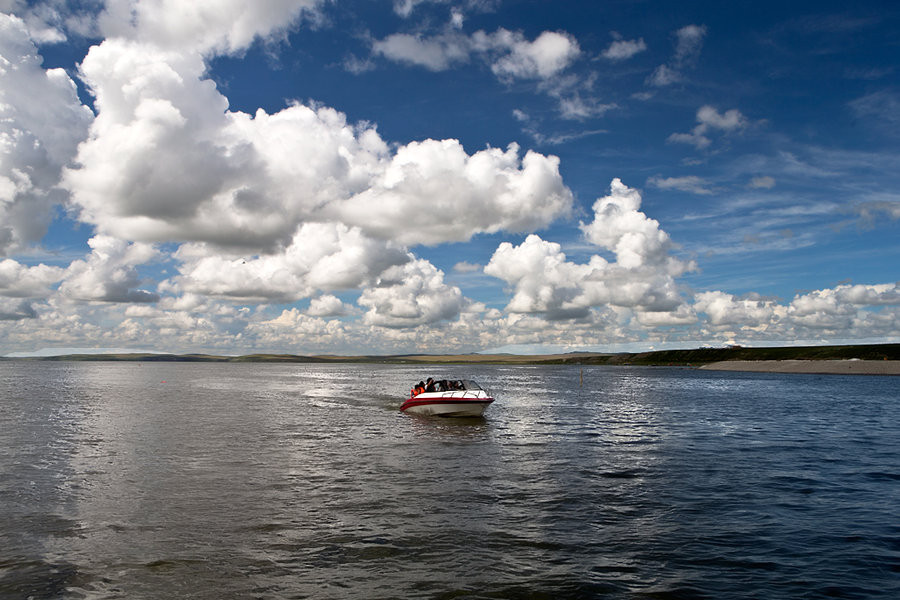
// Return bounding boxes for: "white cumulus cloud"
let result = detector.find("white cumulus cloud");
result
[694,290,785,327]
[580,178,689,272]
[97,0,325,55]
[690,284,900,342]
[0,297,38,321]
[788,283,900,330]
[333,140,572,246]
[485,180,695,320]
[486,233,689,316]
[359,258,465,328]
[485,29,580,80]
[0,258,64,298]
[58,235,160,303]
[168,223,409,303]
[307,294,349,317]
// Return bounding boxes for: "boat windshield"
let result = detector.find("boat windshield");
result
[460,379,482,391]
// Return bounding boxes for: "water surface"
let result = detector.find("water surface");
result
[1,362,897,598]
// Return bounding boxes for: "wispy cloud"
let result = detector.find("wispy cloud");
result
[648,24,706,86]
[647,175,715,195]
[601,37,646,60]
[668,105,747,149]
[371,27,580,80]
[849,89,900,132]
[749,176,776,189]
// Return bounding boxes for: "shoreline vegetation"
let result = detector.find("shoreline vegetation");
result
[2,343,899,375]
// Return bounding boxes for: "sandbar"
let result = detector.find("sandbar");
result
[699,360,900,376]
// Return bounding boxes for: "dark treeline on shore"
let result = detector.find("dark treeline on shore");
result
[3,343,899,366]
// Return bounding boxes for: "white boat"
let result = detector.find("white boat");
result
[401,379,494,417]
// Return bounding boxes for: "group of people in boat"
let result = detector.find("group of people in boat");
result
[410,377,464,397]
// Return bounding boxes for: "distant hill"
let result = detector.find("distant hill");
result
[3,343,898,365]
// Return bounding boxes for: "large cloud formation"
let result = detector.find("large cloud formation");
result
[63,32,572,251]
[0,2,898,356]
[47,0,573,333]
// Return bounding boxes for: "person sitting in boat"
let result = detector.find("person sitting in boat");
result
[424,377,436,393]
[411,381,426,397]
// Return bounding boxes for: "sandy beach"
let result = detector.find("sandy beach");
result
[699,360,900,376]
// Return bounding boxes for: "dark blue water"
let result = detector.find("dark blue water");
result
[1,362,897,599]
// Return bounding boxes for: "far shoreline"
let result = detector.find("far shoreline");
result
[2,343,898,375]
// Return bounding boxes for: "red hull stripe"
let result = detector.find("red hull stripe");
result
[401,397,494,411]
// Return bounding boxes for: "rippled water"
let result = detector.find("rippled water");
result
[1,361,898,599]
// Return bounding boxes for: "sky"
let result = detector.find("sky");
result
[1,0,899,357]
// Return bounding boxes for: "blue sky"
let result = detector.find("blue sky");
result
[1,0,898,356]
